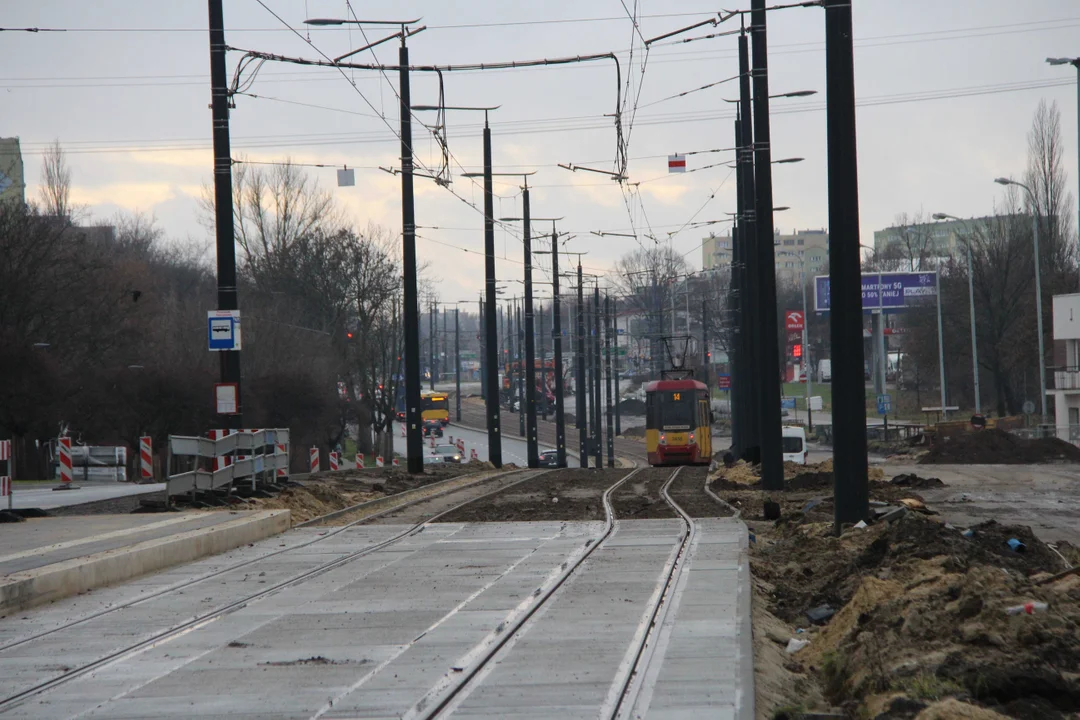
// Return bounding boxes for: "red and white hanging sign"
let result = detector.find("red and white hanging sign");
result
[667,154,686,173]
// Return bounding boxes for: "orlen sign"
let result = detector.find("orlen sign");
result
[785,310,804,331]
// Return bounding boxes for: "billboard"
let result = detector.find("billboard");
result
[814,272,936,313]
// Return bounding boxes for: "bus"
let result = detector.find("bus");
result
[421,392,450,425]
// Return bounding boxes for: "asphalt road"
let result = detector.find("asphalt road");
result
[9,482,166,511]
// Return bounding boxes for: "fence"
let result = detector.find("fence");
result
[166,429,290,501]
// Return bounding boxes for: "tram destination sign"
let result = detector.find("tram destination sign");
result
[814,272,937,313]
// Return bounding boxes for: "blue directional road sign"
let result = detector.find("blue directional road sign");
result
[208,310,242,351]
[781,397,797,410]
[877,393,892,415]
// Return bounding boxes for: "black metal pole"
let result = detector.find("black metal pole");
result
[737,34,761,455]
[551,237,567,467]
[576,264,587,467]
[523,186,537,467]
[539,303,548,422]
[517,302,525,437]
[605,294,615,467]
[702,298,709,390]
[614,295,622,436]
[731,218,743,455]
[585,296,595,463]
[592,285,603,468]
[429,303,436,391]
[479,296,486,401]
[208,0,243,429]
[482,118,502,467]
[442,303,448,385]
[455,308,461,422]
[398,42,423,473]
[752,0,784,491]
[826,0,869,526]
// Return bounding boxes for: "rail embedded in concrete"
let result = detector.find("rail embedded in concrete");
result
[0,467,554,714]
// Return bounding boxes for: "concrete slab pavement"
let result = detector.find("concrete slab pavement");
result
[0,518,753,719]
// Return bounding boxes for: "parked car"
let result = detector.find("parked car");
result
[423,420,444,438]
[433,444,463,463]
[781,426,808,465]
[538,449,560,468]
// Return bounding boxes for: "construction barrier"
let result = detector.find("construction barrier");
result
[356,453,364,469]
[376,456,384,468]
[470,448,478,461]
[139,436,153,482]
[210,430,235,472]
[329,452,339,471]
[400,425,406,437]
[166,429,290,500]
[58,437,73,487]
[276,444,288,478]
[429,435,436,449]
[392,457,400,467]
[0,439,11,508]
[309,446,319,474]
[456,439,464,453]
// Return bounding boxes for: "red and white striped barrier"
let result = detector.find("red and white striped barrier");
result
[0,439,11,505]
[376,456,384,468]
[139,436,153,482]
[470,448,478,461]
[329,452,339,471]
[456,439,464,453]
[429,435,436,449]
[356,453,364,469]
[210,429,235,471]
[309,447,320,474]
[392,457,399,467]
[58,437,73,486]
[276,443,288,478]
[400,425,406,437]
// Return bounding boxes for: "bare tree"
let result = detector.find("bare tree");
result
[1026,99,1076,272]
[39,140,72,219]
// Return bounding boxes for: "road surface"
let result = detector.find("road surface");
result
[9,482,166,511]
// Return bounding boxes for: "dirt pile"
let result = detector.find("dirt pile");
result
[255,483,377,523]
[752,512,1080,719]
[920,428,1080,464]
[616,398,647,415]
[620,425,646,438]
[709,459,885,492]
[890,473,945,488]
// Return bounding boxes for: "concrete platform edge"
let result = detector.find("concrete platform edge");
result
[0,509,291,616]
[735,522,756,720]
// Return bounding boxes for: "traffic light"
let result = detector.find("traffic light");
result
[346,331,355,342]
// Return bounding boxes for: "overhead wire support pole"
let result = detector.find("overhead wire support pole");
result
[737,29,761,454]
[523,183,539,467]
[593,283,603,468]
[482,114,502,467]
[208,0,243,429]
[398,34,424,474]
[605,294,616,467]
[751,0,784,491]
[517,301,525,438]
[455,308,461,422]
[577,260,588,467]
[825,0,870,528]
[538,229,568,467]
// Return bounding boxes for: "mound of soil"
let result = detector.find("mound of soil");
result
[620,425,646,438]
[890,473,945,488]
[751,512,1079,718]
[616,398,647,415]
[920,428,1080,464]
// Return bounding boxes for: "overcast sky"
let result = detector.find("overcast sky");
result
[5,1,1079,303]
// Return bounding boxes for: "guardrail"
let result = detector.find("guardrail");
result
[167,429,290,501]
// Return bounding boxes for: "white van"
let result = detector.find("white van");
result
[818,359,832,382]
[782,426,808,465]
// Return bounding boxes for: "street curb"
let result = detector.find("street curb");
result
[0,509,290,616]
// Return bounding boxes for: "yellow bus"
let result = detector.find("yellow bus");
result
[421,392,450,425]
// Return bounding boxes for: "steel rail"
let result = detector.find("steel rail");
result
[0,468,554,711]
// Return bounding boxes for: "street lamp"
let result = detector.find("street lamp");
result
[1047,57,1079,266]
[994,177,1048,422]
[932,213,981,414]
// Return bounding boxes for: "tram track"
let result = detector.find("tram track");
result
[0,466,553,712]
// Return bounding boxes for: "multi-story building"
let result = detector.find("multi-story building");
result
[872,216,1000,269]
[704,228,829,284]
[0,137,24,205]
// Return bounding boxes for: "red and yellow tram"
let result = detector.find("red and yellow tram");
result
[644,378,713,466]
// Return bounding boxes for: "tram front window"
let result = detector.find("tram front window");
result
[660,393,693,429]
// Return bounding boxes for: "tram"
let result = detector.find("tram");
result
[643,378,712,466]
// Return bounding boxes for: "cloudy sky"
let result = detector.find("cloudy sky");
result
[5,1,1079,303]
